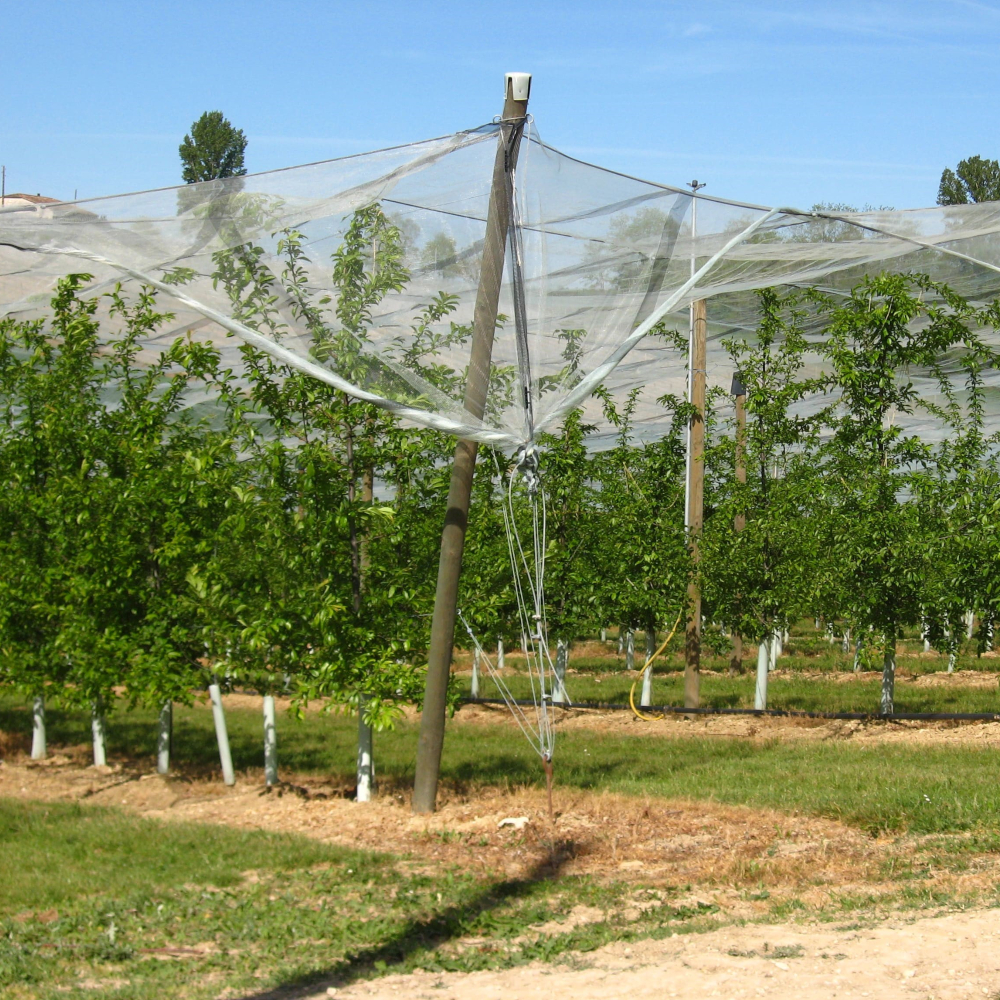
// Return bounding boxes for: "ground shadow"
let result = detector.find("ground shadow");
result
[232,845,577,999]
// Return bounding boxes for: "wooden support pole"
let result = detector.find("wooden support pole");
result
[730,374,746,674]
[412,73,530,814]
[684,298,707,708]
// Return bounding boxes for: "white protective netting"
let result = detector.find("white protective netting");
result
[4,119,1000,450]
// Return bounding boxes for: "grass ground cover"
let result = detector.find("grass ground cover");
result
[0,800,718,1000]
[483,649,1000,676]
[4,695,1000,835]
[460,670,1000,714]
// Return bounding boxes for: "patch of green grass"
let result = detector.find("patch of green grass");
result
[0,800,722,999]
[5,696,1000,837]
[0,799,346,913]
[460,669,1000,714]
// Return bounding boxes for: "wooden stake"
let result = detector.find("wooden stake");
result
[685,298,707,708]
[730,379,746,674]
[413,73,530,814]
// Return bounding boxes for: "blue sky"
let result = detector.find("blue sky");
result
[3,0,1000,210]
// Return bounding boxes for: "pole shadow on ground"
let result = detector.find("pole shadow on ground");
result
[231,847,577,1000]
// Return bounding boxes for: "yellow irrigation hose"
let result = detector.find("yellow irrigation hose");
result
[628,611,684,721]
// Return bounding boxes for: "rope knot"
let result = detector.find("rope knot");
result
[514,443,541,497]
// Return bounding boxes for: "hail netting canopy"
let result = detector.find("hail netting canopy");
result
[4,120,1000,449]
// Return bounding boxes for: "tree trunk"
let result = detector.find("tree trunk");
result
[31,695,46,760]
[842,628,850,654]
[263,694,278,787]
[881,633,896,715]
[600,628,607,643]
[471,646,481,699]
[729,633,743,675]
[157,701,172,775]
[356,699,374,802]
[754,635,770,710]
[625,629,635,671]
[91,700,107,767]
[966,610,975,640]
[853,636,862,672]
[209,677,235,786]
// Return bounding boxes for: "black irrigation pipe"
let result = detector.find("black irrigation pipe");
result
[460,696,1000,723]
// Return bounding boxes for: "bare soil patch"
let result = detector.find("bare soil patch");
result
[321,906,1000,1000]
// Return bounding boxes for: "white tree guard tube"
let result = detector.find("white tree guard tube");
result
[91,703,107,767]
[157,701,172,775]
[640,629,655,708]
[263,695,278,787]
[471,647,481,700]
[755,636,770,711]
[881,643,896,715]
[625,630,635,672]
[356,704,373,803]
[553,639,570,705]
[208,680,235,786]
[31,696,46,760]
[497,639,505,671]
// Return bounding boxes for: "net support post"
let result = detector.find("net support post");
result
[684,299,707,708]
[412,73,530,814]
[730,374,746,674]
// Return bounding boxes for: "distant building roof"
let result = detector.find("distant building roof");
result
[2,193,61,205]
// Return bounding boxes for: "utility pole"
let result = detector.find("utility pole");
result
[729,371,746,674]
[684,179,707,709]
[412,72,531,814]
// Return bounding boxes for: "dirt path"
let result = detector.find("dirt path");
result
[319,907,1000,1000]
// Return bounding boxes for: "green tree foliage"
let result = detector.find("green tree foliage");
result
[702,289,823,649]
[0,275,223,713]
[937,155,1000,205]
[179,111,248,184]
[3,195,1000,735]
[817,275,993,712]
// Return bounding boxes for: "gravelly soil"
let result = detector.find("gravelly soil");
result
[317,907,1000,1000]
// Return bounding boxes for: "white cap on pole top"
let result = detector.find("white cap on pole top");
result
[505,72,532,101]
